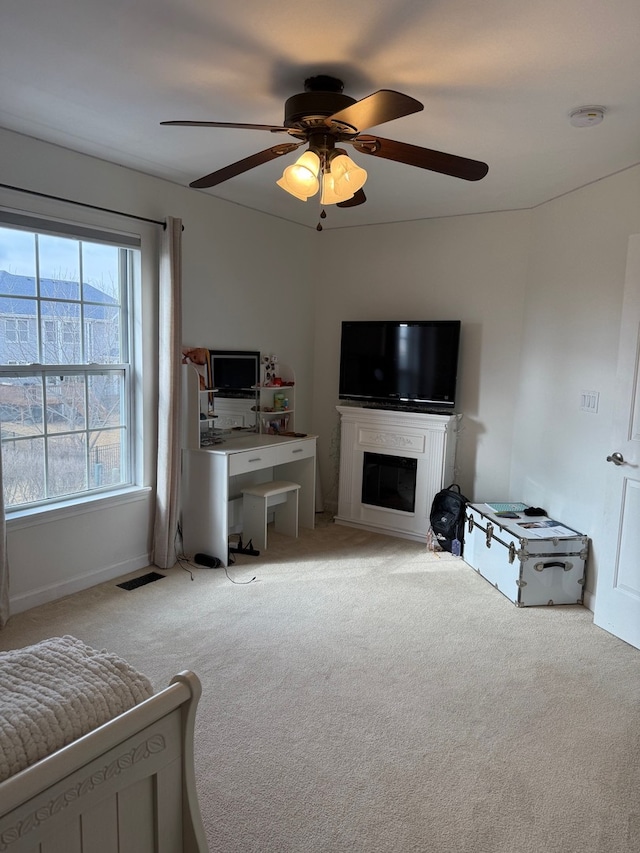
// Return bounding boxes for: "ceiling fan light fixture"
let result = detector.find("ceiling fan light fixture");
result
[276,176,310,201]
[320,172,353,205]
[167,77,490,206]
[330,153,367,197]
[277,150,320,199]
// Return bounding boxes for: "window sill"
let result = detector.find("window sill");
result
[6,486,153,531]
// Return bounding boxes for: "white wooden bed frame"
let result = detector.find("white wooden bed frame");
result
[0,670,209,853]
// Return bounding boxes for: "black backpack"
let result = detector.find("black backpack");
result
[429,483,469,555]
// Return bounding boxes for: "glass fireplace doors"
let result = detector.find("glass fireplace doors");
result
[361,451,417,514]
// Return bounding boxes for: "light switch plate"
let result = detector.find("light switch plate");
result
[580,390,599,413]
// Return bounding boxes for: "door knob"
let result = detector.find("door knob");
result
[606,451,625,466]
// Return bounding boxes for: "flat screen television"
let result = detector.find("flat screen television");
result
[209,350,260,391]
[338,320,461,409]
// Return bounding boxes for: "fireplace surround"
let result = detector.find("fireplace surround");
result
[335,406,459,541]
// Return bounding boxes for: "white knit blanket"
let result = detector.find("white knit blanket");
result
[0,635,154,783]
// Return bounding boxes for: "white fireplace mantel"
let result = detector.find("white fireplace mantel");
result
[335,406,459,542]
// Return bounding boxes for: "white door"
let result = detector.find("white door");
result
[593,234,640,649]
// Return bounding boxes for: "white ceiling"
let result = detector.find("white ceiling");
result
[2,0,640,231]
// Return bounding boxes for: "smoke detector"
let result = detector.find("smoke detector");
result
[569,106,606,127]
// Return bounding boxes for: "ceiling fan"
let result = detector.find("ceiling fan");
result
[161,75,489,211]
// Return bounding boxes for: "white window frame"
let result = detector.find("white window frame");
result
[0,211,143,515]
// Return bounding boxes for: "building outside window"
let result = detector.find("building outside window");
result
[0,215,140,511]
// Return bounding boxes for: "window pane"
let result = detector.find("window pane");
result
[1,372,128,507]
[0,297,38,364]
[46,375,86,432]
[89,428,125,488]
[38,234,80,300]
[1,435,45,507]
[40,301,81,363]
[48,433,87,498]
[88,372,124,428]
[86,305,121,364]
[82,243,121,302]
[0,376,44,437]
[0,228,37,290]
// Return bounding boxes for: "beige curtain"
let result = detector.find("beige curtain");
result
[0,446,9,628]
[152,217,183,568]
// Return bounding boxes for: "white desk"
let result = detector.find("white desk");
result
[181,433,316,566]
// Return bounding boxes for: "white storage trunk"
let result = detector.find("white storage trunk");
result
[464,503,588,607]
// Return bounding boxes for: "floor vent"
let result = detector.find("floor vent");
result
[117,571,165,591]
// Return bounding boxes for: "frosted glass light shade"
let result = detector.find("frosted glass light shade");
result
[276,177,309,201]
[320,172,353,205]
[331,154,367,197]
[277,150,320,200]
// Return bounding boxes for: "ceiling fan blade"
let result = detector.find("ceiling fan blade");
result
[337,189,367,208]
[351,135,489,181]
[189,142,304,189]
[161,120,290,133]
[327,90,423,132]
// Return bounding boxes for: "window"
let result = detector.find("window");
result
[0,214,141,511]
[5,318,29,344]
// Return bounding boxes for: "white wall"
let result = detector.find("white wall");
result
[311,211,533,506]
[0,128,315,612]
[179,198,316,416]
[510,167,640,595]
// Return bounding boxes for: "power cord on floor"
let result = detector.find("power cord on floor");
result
[175,524,256,584]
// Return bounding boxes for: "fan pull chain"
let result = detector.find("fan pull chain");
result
[316,208,327,232]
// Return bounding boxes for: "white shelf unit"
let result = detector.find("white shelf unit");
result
[181,364,209,449]
[182,359,298,447]
[181,363,259,448]
[257,361,295,435]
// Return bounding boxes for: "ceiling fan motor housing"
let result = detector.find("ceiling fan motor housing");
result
[284,92,356,128]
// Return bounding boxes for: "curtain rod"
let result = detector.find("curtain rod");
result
[0,182,171,228]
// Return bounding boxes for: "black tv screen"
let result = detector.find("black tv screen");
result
[209,350,259,390]
[339,320,461,409]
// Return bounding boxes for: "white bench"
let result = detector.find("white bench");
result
[242,480,301,550]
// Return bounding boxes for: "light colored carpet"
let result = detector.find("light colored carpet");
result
[1,516,638,853]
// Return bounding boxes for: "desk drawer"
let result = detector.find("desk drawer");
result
[229,446,279,476]
[277,440,315,465]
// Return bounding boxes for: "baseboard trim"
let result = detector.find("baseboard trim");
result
[9,553,152,615]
